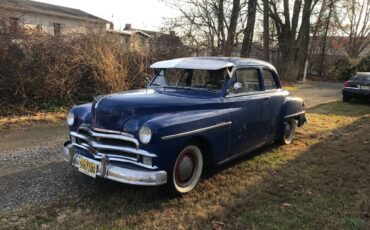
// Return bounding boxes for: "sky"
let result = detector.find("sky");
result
[34,0,179,31]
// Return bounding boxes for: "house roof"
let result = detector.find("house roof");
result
[106,29,151,38]
[310,36,370,57]
[150,57,276,70]
[125,27,182,43]
[0,0,110,23]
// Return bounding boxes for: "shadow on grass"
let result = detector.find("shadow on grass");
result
[193,115,370,229]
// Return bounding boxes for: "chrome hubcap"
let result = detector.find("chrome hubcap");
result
[175,153,196,184]
[178,156,194,181]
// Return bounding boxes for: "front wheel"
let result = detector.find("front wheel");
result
[276,118,297,145]
[168,145,203,195]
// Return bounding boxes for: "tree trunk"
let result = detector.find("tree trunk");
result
[217,0,225,54]
[225,0,241,56]
[318,0,335,78]
[240,0,257,57]
[263,0,270,61]
[296,0,313,80]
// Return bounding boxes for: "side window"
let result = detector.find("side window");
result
[231,68,261,93]
[263,69,278,90]
[192,69,210,87]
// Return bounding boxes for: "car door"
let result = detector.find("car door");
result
[261,68,285,141]
[224,67,271,157]
[262,67,288,140]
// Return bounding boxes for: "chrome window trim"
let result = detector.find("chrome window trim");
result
[161,121,232,140]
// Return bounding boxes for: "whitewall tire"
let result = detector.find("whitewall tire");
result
[169,145,203,194]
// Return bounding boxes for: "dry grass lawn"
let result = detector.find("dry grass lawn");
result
[1,100,369,229]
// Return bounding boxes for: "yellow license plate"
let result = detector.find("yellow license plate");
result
[79,158,97,178]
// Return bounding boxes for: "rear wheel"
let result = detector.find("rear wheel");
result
[343,95,351,102]
[276,118,297,145]
[168,145,203,195]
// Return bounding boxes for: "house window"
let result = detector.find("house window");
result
[9,17,19,34]
[36,24,43,33]
[53,23,61,36]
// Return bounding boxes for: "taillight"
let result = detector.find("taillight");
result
[344,81,350,87]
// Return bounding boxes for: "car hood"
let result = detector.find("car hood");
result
[92,88,222,131]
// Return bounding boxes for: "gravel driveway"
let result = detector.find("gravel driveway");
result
[0,82,343,214]
[290,81,343,108]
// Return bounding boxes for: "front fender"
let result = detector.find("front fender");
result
[143,109,234,169]
[69,103,93,131]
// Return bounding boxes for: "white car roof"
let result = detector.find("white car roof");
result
[150,58,235,70]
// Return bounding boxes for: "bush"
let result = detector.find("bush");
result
[356,53,370,72]
[331,57,357,81]
[0,27,148,111]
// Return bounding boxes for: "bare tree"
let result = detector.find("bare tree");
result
[164,0,244,56]
[317,0,335,77]
[225,0,241,55]
[240,0,257,57]
[268,0,319,79]
[262,0,270,61]
[334,0,370,58]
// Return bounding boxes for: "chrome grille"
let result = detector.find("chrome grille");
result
[70,125,157,169]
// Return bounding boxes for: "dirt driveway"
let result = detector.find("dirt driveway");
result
[2,81,362,229]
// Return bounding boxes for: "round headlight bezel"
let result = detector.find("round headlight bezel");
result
[67,112,75,126]
[139,125,152,144]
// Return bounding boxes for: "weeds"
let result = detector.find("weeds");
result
[0,21,149,111]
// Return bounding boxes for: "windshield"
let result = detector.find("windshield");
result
[351,74,370,81]
[150,68,228,91]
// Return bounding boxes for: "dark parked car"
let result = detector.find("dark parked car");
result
[61,57,306,194]
[342,72,370,101]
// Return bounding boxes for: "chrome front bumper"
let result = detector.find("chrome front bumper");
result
[61,142,167,186]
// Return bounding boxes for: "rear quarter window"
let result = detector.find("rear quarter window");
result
[263,69,279,90]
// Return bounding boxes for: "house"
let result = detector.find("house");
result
[310,36,370,59]
[106,29,151,54]
[123,24,189,60]
[0,0,111,36]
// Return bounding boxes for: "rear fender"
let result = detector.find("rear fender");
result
[282,97,306,127]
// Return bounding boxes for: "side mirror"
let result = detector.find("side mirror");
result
[233,82,242,93]
[144,78,151,88]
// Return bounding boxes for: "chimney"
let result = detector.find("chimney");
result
[169,30,176,36]
[124,23,132,31]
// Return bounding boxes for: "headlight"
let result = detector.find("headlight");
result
[139,126,152,144]
[67,112,75,126]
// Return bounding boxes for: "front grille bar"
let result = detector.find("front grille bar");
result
[69,126,157,170]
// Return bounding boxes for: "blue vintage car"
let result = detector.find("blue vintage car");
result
[61,57,306,194]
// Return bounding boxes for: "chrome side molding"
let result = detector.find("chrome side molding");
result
[161,121,232,140]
